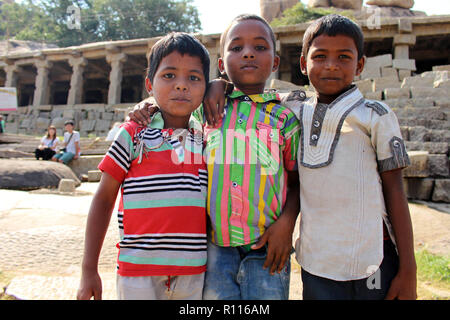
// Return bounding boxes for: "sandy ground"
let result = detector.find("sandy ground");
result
[0,182,448,300]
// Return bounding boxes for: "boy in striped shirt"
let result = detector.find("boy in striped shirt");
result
[77,33,210,300]
[130,15,301,300]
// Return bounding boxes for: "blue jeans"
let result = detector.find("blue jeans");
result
[202,241,290,300]
[53,151,75,164]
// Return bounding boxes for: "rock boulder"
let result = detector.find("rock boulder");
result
[366,0,414,9]
[0,159,80,190]
[308,0,363,10]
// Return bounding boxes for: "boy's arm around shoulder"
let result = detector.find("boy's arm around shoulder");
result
[77,172,121,300]
[380,168,417,300]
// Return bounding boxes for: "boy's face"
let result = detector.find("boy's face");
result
[300,34,365,104]
[146,51,206,126]
[219,19,279,95]
[65,124,73,132]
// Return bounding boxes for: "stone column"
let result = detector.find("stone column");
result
[4,63,20,87]
[33,59,53,108]
[67,56,87,105]
[393,34,416,60]
[106,52,127,105]
[208,47,220,82]
[392,20,416,77]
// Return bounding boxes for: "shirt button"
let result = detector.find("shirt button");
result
[237,119,243,124]
[232,182,238,188]
[311,134,318,141]
[393,140,400,148]
[313,120,320,128]
[244,96,250,101]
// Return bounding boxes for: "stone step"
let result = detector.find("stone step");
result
[406,141,449,154]
[398,118,450,130]
[393,107,447,120]
[405,126,450,143]
[0,134,111,156]
[67,155,104,179]
[404,151,450,179]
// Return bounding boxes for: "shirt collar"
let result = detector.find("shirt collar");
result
[228,89,281,104]
[313,85,360,109]
[149,111,203,134]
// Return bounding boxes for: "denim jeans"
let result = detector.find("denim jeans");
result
[202,241,290,300]
[53,151,75,164]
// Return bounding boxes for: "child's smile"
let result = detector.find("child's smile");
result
[301,34,365,104]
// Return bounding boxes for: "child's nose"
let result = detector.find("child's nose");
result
[326,58,339,70]
[175,80,188,91]
[242,47,255,59]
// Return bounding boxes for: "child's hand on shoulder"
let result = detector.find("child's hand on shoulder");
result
[127,100,159,126]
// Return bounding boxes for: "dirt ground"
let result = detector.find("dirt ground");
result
[0,183,449,300]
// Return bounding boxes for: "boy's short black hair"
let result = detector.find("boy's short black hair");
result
[220,14,276,57]
[302,14,364,59]
[147,32,210,84]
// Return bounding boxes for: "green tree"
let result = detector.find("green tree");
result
[0,0,60,43]
[39,0,100,46]
[94,0,201,41]
[271,2,355,27]
[1,0,201,47]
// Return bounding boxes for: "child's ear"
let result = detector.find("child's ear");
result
[300,55,308,75]
[272,55,280,72]
[145,77,153,95]
[355,55,366,76]
[218,58,226,77]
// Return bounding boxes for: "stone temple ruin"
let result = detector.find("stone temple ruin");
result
[0,0,449,202]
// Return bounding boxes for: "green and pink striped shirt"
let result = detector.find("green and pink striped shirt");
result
[194,90,300,247]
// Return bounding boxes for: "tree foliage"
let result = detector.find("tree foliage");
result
[0,0,201,47]
[271,2,355,27]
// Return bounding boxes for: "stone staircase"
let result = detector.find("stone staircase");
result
[354,56,449,203]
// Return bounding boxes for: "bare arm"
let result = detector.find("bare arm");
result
[203,79,228,126]
[77,172,121,300]
[380,168,417,300]
[252,170,300,274]
[73,141,81,159]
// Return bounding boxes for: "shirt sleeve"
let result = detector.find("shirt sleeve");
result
[98,122,136,183]
[280,110,300,172]
[368,101,410,173]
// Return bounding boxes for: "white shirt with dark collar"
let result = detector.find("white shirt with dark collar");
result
[282,86,410,281]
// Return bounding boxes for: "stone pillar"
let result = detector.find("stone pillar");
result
[392,20,416,76]
[4,63,20,87]
[106,52,127,105]
[67,56,87,105]
[33,59,53,108]
[393,34,416,60]
[208,46,220,82]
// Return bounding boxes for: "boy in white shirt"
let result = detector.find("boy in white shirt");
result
[282,14,417,300]
[52,120,81,164]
